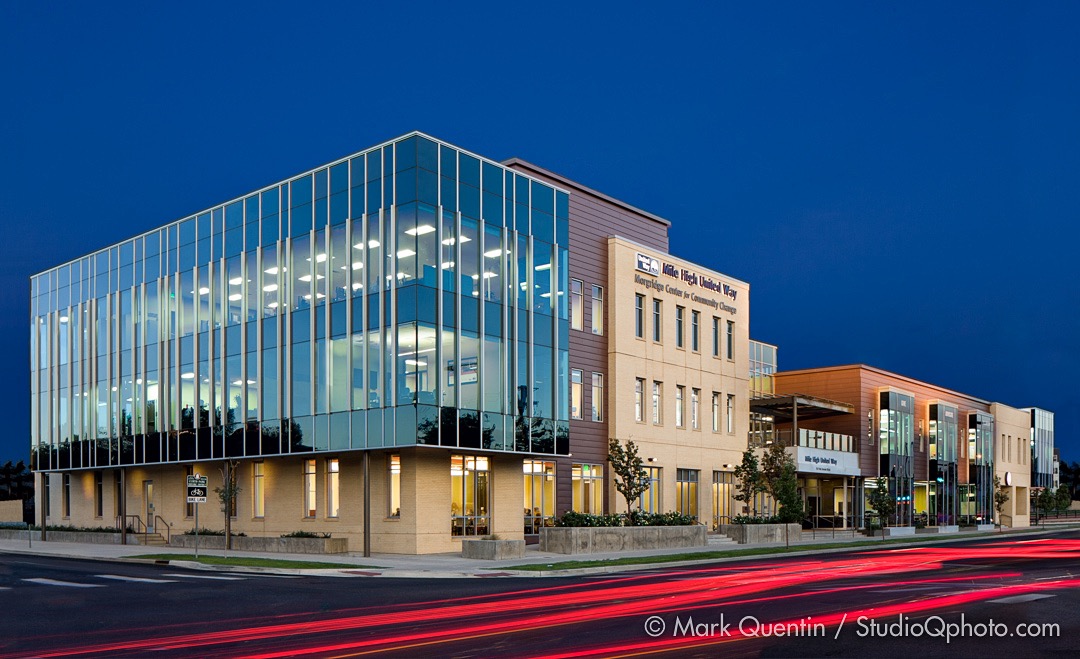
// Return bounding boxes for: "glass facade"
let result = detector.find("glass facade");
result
[878,390,914,526]
[29,134,571,473]
[1029,408,1055,490]
[967,411,994,524]
[927,403,958,526]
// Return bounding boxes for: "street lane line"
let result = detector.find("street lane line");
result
[987,593,1056,604]
[162,573,245,581]
[22,578,103,588]
[95,574,177,583]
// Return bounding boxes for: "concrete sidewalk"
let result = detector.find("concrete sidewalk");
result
[1,524,1075,578]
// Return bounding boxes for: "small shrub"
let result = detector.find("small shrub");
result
[733,515,784,525]
[182,528,246,537]
[280,530,331,539]
[555,511,624,527]
[0,521,28,530]
[28,524,122,533]
[555,511,698,527]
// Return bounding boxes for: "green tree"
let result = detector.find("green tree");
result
[1034,488,1055,524]
[1053,484,1072,513]
[734,448,767,519]
[761,442,803,525]
[214,460,241,552]
[993,475,1010,532]
[867,476,897,536]
[608,439,650,524]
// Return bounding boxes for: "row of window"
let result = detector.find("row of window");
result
[633,379,736,433]
[634,294,734,358]
[569,370,604,421]
[569,279,603,335]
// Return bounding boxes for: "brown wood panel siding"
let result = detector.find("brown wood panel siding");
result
[775,365,991,484]
[507,161,668,514]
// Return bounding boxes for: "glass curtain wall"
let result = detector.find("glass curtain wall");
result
[877,390,914,526]
[927,403,958,526]
[967,412,994,524]
[30,134,571,474]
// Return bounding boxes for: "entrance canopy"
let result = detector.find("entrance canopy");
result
[750,394,854,422]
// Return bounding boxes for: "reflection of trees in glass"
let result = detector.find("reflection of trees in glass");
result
[531,418,553,454]
[515,416,530,452]
[417,408,439,445]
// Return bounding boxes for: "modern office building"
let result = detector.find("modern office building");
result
[772,364,1045,529]
[30,132,753,553]
[1026,408,1056,491]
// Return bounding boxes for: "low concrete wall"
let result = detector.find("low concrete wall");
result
[540,525,706,554]
[461,539,526,560]
[169,534,349,554]
[917,525,959,534]
[882,526,916,537]
[0,529,137,544]
[975,524,996,532]
[719,524,803,544]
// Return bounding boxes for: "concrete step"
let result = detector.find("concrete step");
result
[138,533,168,546]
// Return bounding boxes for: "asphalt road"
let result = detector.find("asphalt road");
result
[2,531,1078,658]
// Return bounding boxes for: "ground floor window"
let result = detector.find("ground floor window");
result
[303,459,317,518]
[572,463,603,514]
[676,469,699,519]
[94,471,103,518]
[524,460,556,533]
[326,459,340,518]
[62,474,70,518]
[712,471,735,529]
[388,454,401,517]
[637,467,662,513]
[252,461,265,518]
[451,455,489,536]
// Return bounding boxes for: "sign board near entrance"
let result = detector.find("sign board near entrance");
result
[787,446,861,476]
[186,474,208,504]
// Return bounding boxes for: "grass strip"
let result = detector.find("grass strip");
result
[125,553,370,569]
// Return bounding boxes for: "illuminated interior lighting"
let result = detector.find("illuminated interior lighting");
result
[351,262,364,270]
[229,277,243,286]
[351,283,363,290]
[442,235,471,245]
[369,240,380,248]
[267,302,279,309]
[181,373,195,380]
[263,284,278,292]
[534,263,551,271]
[441,261,455,269]
[483,249,508,258]
[396,249,416,258]
[482,272,496,278]
[405,225,435,236]
[316,253,327,262]
[198,287,209,295]
[228,294,242,302]
[405,359,426,366]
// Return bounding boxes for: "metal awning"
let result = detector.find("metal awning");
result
[749,394,854,421]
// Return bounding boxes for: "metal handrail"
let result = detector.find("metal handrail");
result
[154,515,171,544]
[116,514,144,533]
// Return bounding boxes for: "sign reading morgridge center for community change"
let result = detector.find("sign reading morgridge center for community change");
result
[186,474,208,504]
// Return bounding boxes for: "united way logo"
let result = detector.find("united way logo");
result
[636,253,660,276]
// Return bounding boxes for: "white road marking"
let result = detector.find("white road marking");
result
[162,573,245,580]
[22,578,103,588]
[95,574,177,584]
[987,593,1056,604]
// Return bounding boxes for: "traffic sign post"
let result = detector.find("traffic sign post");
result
[186,474,208,558]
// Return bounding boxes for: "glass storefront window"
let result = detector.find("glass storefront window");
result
[572,463,603,514]
[523,460,555,533]
[451,455,489,536]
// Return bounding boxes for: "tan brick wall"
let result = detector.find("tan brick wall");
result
[990,402,1031,528]
[607,237,750,517]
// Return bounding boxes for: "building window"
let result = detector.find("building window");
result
[592,372,604,422]
[524,460,556,534]
[713,470,735,528]
[388,454,401,517]
[571,369,583,420]
[253,461,265,518]
[638,467,662,513]
[326,458,340,518]
[62,474,71,518]
[94,471,103,518]
[451,455,489,536]
[572,464,603,514]
[726,320,734,359]
[113,472,121,520]
[591,285,604,335]
[635,378,645,422]
[185,465,195,518]
[303,459,317,518]
[652,381,662,425]
[676,469,699,519]
[675,385,685,427]
[570,279,583,331]
[675,306,685,348]
[652,299,662,342]
[634,294,645,338]
[691,388,700,430]
[712,317,720,357]
[691,311,700,352]
[712,392,720,432]
[726,394,735,434]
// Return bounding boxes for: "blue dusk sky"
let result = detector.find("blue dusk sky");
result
[1,2,1077,464]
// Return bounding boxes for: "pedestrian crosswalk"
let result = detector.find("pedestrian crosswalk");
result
[5,571,298,590]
